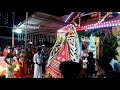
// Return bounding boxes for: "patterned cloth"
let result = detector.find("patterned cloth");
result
[46,43,70,78]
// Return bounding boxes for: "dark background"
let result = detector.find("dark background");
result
[0,12,70,37]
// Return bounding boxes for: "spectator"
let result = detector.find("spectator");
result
[59,61,81,78]
[87,52,95,78]
[33,47,43,78]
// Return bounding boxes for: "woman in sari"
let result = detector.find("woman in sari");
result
[4,49,16,78]
[19,50,27,78]
[13,56,21,78]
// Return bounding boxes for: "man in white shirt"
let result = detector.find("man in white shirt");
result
[110,58,120,72]
[33,47,43,78]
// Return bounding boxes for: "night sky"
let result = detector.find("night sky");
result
[0,12,70,37]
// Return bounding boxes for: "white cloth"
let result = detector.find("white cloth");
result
[81,51,88,58]
[83,58,88,69]
[110,58,120,71]
[6,58,14,78]
[6,70,14,78]
[33,53,43,78]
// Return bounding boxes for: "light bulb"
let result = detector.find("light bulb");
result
[15,28,22,33]
[117,12,120,14]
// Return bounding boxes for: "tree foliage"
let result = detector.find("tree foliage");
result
[78,29,120,61]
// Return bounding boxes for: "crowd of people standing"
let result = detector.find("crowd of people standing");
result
[59,49,120,78]
[1,45,50,78]
[1,44,120,78]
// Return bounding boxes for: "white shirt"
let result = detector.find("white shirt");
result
[81,51,88,57]
[33,53,43,65]
[83,58,88,69]
[110,58,119,71]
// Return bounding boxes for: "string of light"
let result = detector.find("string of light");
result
[76,19,120,31]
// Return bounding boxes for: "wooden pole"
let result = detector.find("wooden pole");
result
[25,12,28,51]
[12,12,15,48]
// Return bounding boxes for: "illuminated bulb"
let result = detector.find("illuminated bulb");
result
[112,21,113,22]
[106,22,108,23]
[117,12,120,14]
[117,20,119,22]
[75,24,77,26]
[114,20,116,22]
[106,24,109,27]
[15,29,22,33]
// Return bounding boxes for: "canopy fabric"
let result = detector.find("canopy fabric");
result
[16,12,68,35]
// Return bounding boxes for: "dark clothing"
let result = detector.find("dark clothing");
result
[59,61,81,78]
[114,63,120,72]
[27,51,33,70]
[87,56,95,75]
[97,60,113,78]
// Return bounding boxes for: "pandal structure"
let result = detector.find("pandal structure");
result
[45,24,81,78]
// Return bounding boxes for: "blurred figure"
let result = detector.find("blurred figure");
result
[87,52,95,78]
[81,57,88,78]
[81,48,89,58]
[96,60,113,78]
[0,47,2,56]
[13,56,21,78]
[3,47,8,56]
[19,50,27,77]
[59,61,81,78]
[27,51,33,74]
[33,47,43,78]
[110,58,120,72]
[4,48,16,78]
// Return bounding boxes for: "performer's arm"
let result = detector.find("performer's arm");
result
[4,54,11,65]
